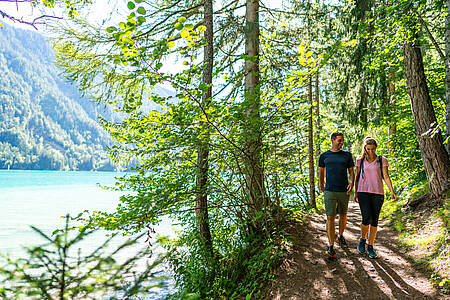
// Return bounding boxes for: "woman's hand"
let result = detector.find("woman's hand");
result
[354,196,359,203]
[391,193,398,201]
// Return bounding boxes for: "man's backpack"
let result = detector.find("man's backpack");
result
[356,155,384,182]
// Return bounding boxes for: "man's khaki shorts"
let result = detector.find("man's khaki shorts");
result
[324,191,349,216]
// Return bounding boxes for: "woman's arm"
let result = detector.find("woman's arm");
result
[382,166,398,201]
[354,166,360,202]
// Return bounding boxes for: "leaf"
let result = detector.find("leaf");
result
[127,1,135,9]
[174,22,183,30]
[298,57,306,66]
[167,41,175,48]
[180,30,189,39]
[185,24,194,31]
[137,6,146,14]
[178,16,186,23]
[106,26,117,33]
[137,16,145,24]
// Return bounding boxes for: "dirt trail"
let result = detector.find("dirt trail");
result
[264,202,445,299]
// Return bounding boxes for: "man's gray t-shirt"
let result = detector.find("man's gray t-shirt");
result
[318,150,355,192]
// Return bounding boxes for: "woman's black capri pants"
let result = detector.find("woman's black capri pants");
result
[357,192,384,227]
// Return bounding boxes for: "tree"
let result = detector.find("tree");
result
[446,0,450,154]
[0,215,165,299]
[195,0,213,254]
[307,74,316,209]
[403,37,450,202]
[243,0,266,226]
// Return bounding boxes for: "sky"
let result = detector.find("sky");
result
[0,0,123,30]
[0,0,286,92]
[0,0,286,30]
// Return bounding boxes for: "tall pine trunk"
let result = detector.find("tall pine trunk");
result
[195,0,213,253]
[244,0,265,223]
[388,71,397,155]
[404,40,450,202]
[446,0,450,155]
[315,72,320,177]
[308,74,316,209]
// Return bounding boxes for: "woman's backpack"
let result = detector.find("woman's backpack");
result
[356,156,384,182]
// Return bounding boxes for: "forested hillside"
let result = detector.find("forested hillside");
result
[0,24,114,170]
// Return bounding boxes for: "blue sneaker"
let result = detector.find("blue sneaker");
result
[358,238,366,254]
[367,245,378,259]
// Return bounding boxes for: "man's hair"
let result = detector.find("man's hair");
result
[331,132,344,140]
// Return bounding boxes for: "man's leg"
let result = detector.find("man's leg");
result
[324,191,337,258]
[338,214,347,236]
[335,192,349,247]
[327,215,336,246]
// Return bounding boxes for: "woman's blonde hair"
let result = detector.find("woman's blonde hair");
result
[358,136,378,160]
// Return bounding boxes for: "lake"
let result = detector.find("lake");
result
[0,170,175,298]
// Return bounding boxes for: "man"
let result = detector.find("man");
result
[319,132,355,259]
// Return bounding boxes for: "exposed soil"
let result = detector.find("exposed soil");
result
[263,202,446,299]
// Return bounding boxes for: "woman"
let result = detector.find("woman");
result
[354,137,397,259]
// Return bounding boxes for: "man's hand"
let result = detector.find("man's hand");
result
[320,185,324,193]
[354,195,359,203]
[391,193,398,201]
[346,182,354,195]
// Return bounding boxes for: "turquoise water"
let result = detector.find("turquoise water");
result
[0,170,174,298]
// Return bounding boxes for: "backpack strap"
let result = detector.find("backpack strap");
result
[356,156,365,182]
[378,155,384,180]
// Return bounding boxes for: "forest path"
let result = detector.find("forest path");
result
[264,202,445,299]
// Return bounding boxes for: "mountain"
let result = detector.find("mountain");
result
[0,24,117,171]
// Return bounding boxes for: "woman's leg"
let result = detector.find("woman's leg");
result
[357,192,371,239]
[367,226,378,245]
[368,194,384,245]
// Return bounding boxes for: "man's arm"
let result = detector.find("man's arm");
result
[319,167,325,193]
[347,167,355,195]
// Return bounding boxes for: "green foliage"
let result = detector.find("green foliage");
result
[0,214,166,299]
[51,0,449,297]
[162,226,284,299]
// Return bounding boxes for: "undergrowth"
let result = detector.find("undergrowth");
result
[381,181,450,294]
[159,212,290,299]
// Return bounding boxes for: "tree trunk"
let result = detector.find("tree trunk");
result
[243,0,265,218]
[315,72,320,177]
[446,0,450,155]
[403,40,450,202]
[360,82,368,127]
[195,0,213,253]
[388,70,397,155]
[308,74,316,209]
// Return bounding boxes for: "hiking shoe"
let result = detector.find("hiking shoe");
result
[367,245,378,259]
[358,238,366,254]
[324,246,336,259]
[336,235,348,248]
